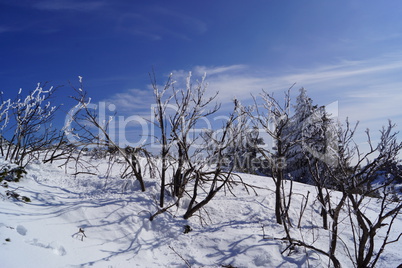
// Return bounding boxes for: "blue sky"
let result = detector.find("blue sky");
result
[1,0,402,146]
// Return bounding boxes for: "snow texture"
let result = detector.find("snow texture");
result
[0,157,401,267]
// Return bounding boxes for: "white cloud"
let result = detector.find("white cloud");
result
[105,88,154,115]
[105,53,402,144]
[193,65,247,76]
[193,59,402,139]
[282,59,402,88]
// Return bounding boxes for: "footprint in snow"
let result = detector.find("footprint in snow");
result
[27,239,67,256]
[16,225,27,236]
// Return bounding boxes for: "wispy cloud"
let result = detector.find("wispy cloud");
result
[151,5,208,35]
[105,88,154,115]
[192,65,247,76]
[116,6,208,41]
[0,25,20,34]
[33,0,106,11]
[281,59,402,88]
[187,57,402,135]
[105,53,402,140]
[116,13,163,41]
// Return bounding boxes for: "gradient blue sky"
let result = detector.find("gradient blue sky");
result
[1,0,402,145]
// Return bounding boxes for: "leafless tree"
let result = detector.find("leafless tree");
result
[182,101,243,219]
[340,120,402,268]
[149,71,177,207]
[1,84,62,167]
[284,119,402,268]
[149,72,250,220]
[64,80,149,190]
[249,88,295,225]
[169,72,219,201]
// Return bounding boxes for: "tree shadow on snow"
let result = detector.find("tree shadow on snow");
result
[1,176,188,267]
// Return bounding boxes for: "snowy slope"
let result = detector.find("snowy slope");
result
[0,157,401,268]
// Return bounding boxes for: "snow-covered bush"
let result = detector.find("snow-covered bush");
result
[0,164,31,202]
[64,79,151,191]
[0,85,60,166]
[0,165,27,183]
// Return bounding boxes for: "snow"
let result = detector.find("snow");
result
[0,156,401,268]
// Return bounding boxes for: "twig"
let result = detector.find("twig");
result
[297,191,310,228]
[169,246,191,268]
[78,228,86,241]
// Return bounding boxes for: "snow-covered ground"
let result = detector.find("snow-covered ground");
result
[0,157,401,267]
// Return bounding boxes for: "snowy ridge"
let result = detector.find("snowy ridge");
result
[0,157,401,267]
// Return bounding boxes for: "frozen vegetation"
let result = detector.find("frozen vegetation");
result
[0,76,401,267]
[0,156,401,268]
